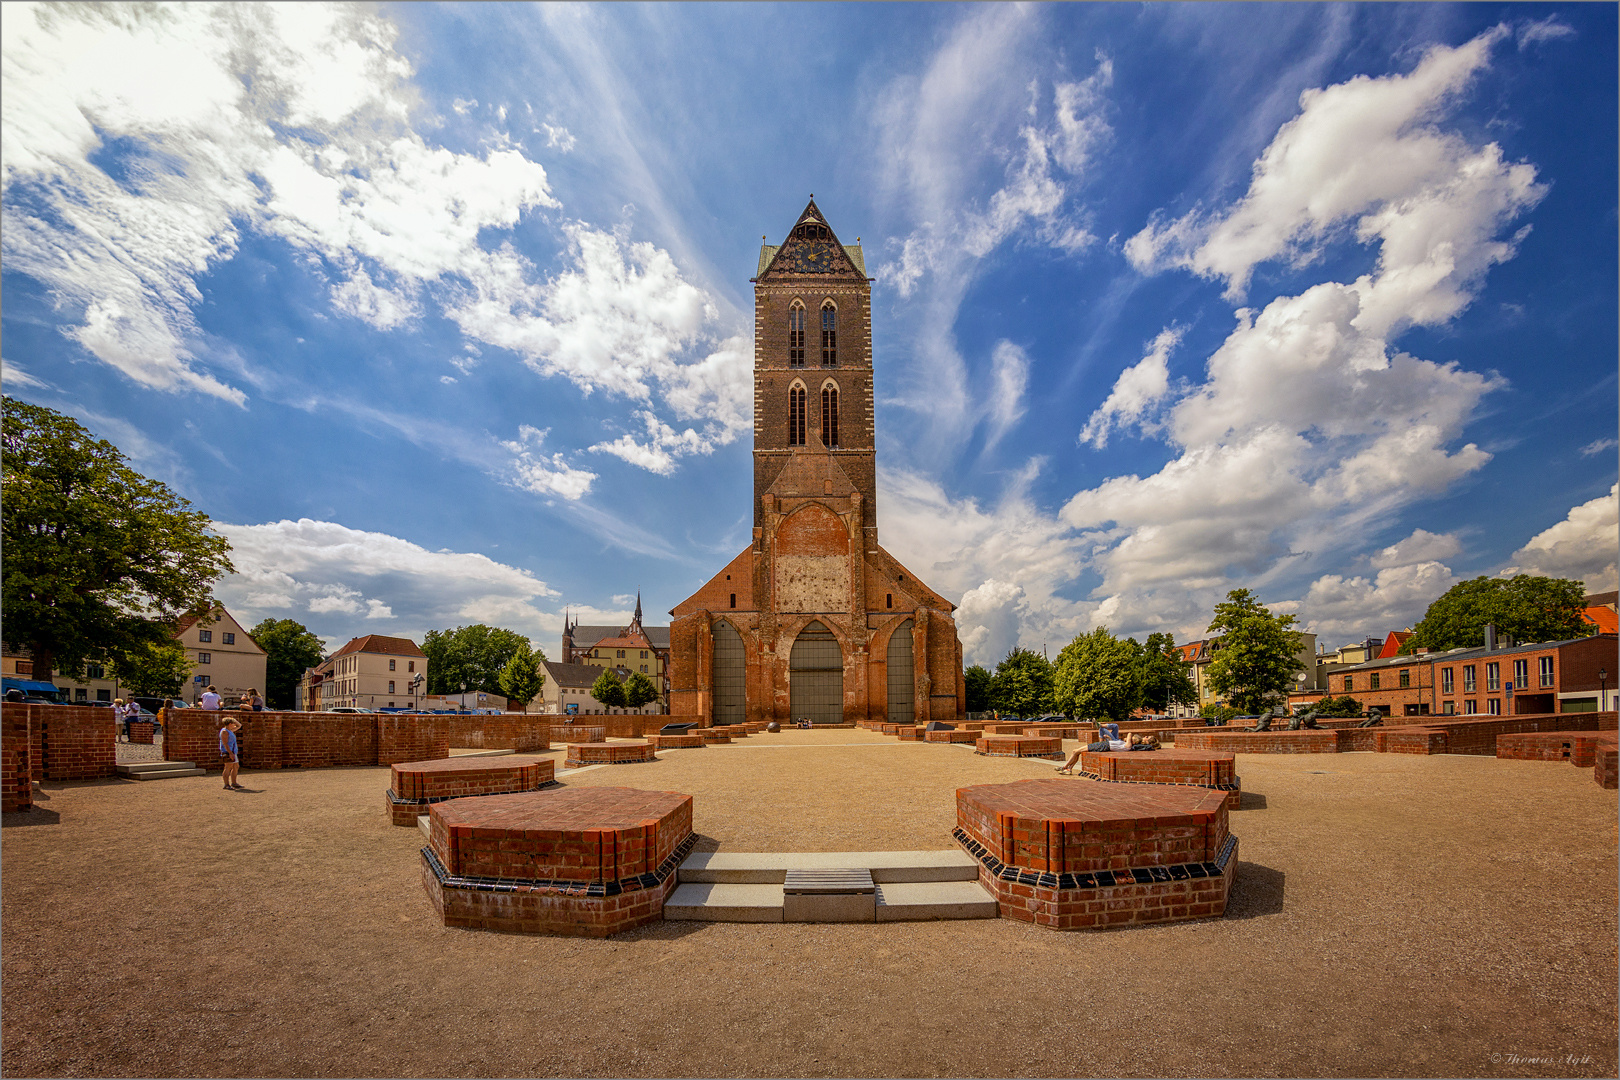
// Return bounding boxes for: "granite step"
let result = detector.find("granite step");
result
[677,849,980,884]
[116,762,205,780]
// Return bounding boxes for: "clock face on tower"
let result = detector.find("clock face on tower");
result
[784,239,837,273]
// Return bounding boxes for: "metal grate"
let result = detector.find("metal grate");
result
[886,619,914,726]
[711,620,745,727]
[790,621,844,725]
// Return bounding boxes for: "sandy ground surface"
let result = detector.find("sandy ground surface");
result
[3,728,1615,1079]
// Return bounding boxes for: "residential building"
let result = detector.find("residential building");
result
[538,659,662,715]
[1583,591,1618,635]
[668,200,966,726]
[304,635,427,711]
[562,595,669,706]
[1170,630,1318,716]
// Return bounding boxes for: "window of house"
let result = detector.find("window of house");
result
[97,689,111,702]
[223,633,234,645]
[1441,668,1454,694]
[788,303,805,367]
[198,630,212,643]
[617,649,625,658]
[640,665,647,673]
[15,661,31,675]
[1342,675,1352,692]
[388,681,395,694]
[1512,659,1528,689]
[822,385,839,447]
[729,593,736,609]
[821,302,837,366]
[75,688,87,701]
[641,651,648,659]
[1399,670,1410,688]
[198,652,211,665]
[1487,698,1501,715]
[789,385,806,446]
[86,664,104,679]
[408,661,415,672]
[1370,673,1381,690]
[1486,662,1500,692]
[1443,701,1455,714]
[1464,699,1477,714]
[389,659,396,671]
[1463,666,1476,693]
[1539,656,1554,687]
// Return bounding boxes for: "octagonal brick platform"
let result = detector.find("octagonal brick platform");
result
[646,732,705,750]
[926,729,978,745]
[1077,748,1241,811]
[387,755,557,826]
[546,726,606,744]
[422,787,695,937]
[955,778,1236,930]
[565,740,658,768]
[975,735,1064,760]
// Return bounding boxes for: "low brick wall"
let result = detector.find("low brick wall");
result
[445,715,550,753]
[1388,713,1617,756]
[894,726,924,741]
[565,741,658,768]
[2,708,31,813]
[546,726,606,744]
[1077,749,1241,811]
[976,735,1063,759]
[714,725,750,739]
[1496,731,1618,766]
[20,705,117,781]
[926,729,979,744]
[699,730,731,744]
[646,733,705,749]
[164,710,448,772]
[1174,729,1341,754]
[387,756,555,826]
[1596,746,1618,790]
[125,722,155,744]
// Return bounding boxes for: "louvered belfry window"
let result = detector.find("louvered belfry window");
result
[788,304,805,367]
[788,385,806,446]
[821,303,836,366]
[821,386,839,448]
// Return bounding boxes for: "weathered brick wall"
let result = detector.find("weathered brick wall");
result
[1595,746,1618,789]
[1496,730,1618,765]
[167,710,448,771]
[442,715,549,751]
[1173,730,1341,754]
[2,706,32,812]
[24,705,116,780]
[127,722,155,744]
[280,714,377,767]
[1393,712,1615,756]
[377,714,448,765]
[565,741,657,767]
[390,758,552,801]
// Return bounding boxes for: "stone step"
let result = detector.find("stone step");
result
[418,815,431,841]
[875,880,998,922]
[664,882,785,923]
[116,762,205,780]
[678,849,980,884]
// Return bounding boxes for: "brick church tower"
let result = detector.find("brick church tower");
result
[668,199,965,725]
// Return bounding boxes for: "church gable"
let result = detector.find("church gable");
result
[671,547,756,618]
[757,199,865,280]
[766,441,858,501]
[866,546,955,613]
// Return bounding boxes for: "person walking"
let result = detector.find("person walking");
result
[113,697,130,741]
[219,717,243,790]
[199,685,221,711]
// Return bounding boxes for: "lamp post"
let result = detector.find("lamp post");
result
[411,672,424,712]
[1600,667,1608,713]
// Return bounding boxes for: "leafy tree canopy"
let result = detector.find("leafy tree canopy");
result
[1053,627,1141,723]
[990,647,1054,717]
[2,399,233,680]
[1131,631,1197,713]
[496,642,545,706]
[623,670,659,710]
[422,624,541,695]
[963,665,992,713]
[109,640,193,698]
[251,618,325,710]
[591,667,628,709]
[1405,575,1591,653]
[1313,694,1363,717]
[1205,588,1306,714]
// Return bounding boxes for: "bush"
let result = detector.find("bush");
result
[1198,703,1239,724]
[1313,694,1363,717]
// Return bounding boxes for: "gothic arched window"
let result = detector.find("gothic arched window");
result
[788,384,806,446]
[788,302,805,367]
[821,301,837,367]
[821,383,839,448]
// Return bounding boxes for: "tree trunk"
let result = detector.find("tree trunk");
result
[29,642,53,684]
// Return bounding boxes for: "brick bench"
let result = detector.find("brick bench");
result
[565,741,658,768]
[955,778,1235,930]
[1031,725,1085,739]
[546,726,606,744]
[893,725,924,741]
[925,729,979,745]
[699,729,732,744]
[716,725,749,738]
[126,722,156,745]
[1076,748,1241,811]
[1496,730,1618,767]
[975,735,1064,760]
[386,755,556,826]
[645,733,705,750]
[422,787,695,937]
[1175,729,1342,754]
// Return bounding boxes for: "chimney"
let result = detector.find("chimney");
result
[1484,624,1497,652]
[1415,647,1430,656]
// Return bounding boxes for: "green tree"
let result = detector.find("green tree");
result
[1204,588,1306,714]
[109,639,193,698]
[989,647,1054,717]
[250,618,325,709]
[1313,695,1363,717]
[422,624,539,694]
[623,670,659,710]
[591,667,628,709]
[496,642,544,707]
[1131,632,1197,713]
[963,665,992,713]
[1053,627,1141,722]
[1198,703,1239,724]
[1405,575,1591,653]
[1,400,233,681]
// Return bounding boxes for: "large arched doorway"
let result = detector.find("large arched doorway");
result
[789,621,843,725]
[711,620,745,726]
[886,619,914,725]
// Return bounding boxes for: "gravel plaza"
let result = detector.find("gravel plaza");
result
[2,726,1616,1079]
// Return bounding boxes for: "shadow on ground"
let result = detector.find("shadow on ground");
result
[2,808,60,828]
[1238,791,1268,810]
[1224,861,1285,919]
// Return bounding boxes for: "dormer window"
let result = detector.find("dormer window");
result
[821,302,836,366]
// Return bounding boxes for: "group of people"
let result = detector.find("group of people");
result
[1055,722,1161,775]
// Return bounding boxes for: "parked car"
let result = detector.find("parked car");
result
[326,706,375,714]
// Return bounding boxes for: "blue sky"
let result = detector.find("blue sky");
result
[3,2,1615,664]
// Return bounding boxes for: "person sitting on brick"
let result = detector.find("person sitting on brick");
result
[1057,723,1128,773]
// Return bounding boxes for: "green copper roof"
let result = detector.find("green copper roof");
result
[755,243,865,278]
[757,245,778,277]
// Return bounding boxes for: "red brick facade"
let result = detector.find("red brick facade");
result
[164,709,448,772]
[564,741,658,767]
[443,715,550,752]
[669,201,965,726]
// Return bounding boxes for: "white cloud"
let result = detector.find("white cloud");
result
[1503,484,1619,592]
[1517,16,1575,49]
[213,518,562,647]
[1370,528,1461,570]
[1579,437,1617,458]
[1,359,49,391]
[1079,327,1181,448]
[983,341,1029,450]
[541,123,576,152]
[1290,561,1458,644]
[501,424,597,501]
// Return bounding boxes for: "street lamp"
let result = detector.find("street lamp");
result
[1600,667,1608,713]
[411,672,424,712]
